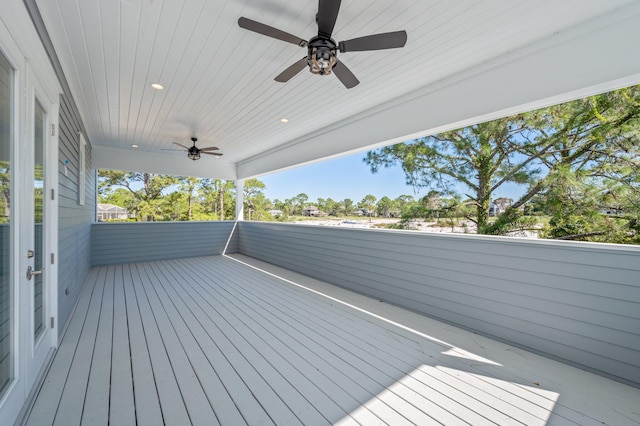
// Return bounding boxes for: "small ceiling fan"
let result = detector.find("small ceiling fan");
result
[238,0,407,88]
[171,137,223,161]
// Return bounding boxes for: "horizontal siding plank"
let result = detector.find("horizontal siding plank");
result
[241,232,640,316]
[241,225,639,289]
[57,92,95,334]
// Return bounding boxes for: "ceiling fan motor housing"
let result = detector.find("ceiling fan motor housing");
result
[188,148,201,161]
[307,36,337,75]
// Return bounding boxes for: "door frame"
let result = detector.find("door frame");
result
[0,2,61,423]
[0,19,26,423]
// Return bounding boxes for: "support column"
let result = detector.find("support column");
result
[235,179,244,221]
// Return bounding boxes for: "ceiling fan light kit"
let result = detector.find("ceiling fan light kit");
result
[171,137,223,161]
[308,37,337,75]
[238,0,407,89]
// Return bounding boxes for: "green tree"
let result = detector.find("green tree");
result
[0,162,10,223]
[100,187,135,209]
[280,198,296,217]
[501,87,640,240]
[540,167,640,243]
[316,197,327,213]
[324,198,339,216]
[199,179,235,220]
[358,194,377,218]
[365,85,640,238]
[438,195,472,231]
[244,178,270,221]
[394,195,415,217]
[178,177,199,221]
[98,171,255,222]
[365,117,540,232]
[273,199,291,218]
[420,190,441,220]
[291,193,309,216]
[98,170,180,221]
[376,196,395,217]
[341,198,355,215]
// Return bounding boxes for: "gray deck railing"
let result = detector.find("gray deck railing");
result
[91,221,238,266]
[237,221,640,388]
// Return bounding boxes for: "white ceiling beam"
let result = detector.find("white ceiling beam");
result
[93,146,237,180]
[237,3,640,179]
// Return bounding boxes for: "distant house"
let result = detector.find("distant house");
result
[387,209,401,218]
[489,197,513,216]
[97,203,129,221]
[268,209,283,216]
[354,208,377,217]
[303,205,326,217]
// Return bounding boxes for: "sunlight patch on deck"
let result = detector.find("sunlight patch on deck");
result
[338,365,560,425]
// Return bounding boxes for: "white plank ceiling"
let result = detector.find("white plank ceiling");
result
[35,0,640,179]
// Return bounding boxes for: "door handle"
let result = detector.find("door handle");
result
[26,265,44,281]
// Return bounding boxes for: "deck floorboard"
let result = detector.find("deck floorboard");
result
[25,255,640,426]
[108,264,136,426]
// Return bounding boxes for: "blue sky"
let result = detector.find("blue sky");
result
[112,147,526,203]
[259,151,526,203]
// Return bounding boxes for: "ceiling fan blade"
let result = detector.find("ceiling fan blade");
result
[202,152,224,157]
[199,146,220,151]
[338,30,407,52]
[317,0,341,38]
[172,142,191,150]
[332,61,359,89]
[238,17,307,47]
[275,57,308,82]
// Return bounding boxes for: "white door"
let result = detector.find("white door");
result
[23,65,58,391]
[0,24,59,422]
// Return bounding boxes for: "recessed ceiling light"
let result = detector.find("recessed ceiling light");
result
[280,118,289,123]
[131,144,139,148]
[151,83,164,90]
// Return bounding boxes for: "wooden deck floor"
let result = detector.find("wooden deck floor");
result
[25,255,640,425]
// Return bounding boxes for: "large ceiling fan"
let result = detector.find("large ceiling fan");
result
[238,0,407,88]
[171,137,223,161]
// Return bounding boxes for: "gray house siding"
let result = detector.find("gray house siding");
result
[91,221,239,266]
[237,221,640,388]
[56,94,95,335]
[23,0,96,336]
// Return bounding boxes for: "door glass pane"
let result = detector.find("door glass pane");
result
[33,100,45,340]
[0,51,14,396]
